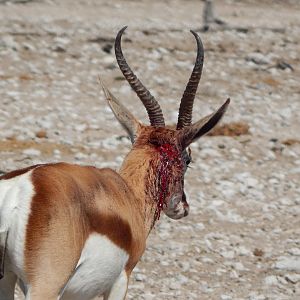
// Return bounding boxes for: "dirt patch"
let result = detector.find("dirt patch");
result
[0,138,77,156]
[208,122,250,137]
[282,138,300,146]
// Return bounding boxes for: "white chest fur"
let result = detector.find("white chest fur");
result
[61,233,129,300]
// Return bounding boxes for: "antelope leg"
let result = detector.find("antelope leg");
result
[0,230,8,280]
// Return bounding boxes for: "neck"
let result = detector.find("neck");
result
[119,148,158,235]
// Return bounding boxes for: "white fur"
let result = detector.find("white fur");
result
[0,171,34,282]
[0,171,129,300]
[104,270,128,300]
[60,233,129,300]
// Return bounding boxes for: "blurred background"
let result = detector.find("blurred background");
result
[0,0,299,299]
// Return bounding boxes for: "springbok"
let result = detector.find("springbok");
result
[0,26,229,300]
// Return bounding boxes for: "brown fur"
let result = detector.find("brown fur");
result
[24,162,148,297]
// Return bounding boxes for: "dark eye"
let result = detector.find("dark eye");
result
[182,148,192,168]
[186,157,191,165]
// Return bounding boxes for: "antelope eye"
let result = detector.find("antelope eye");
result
[182,149,192,167]
[186,157,191,165]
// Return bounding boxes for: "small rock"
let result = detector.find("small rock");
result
[169,281,180,290]
[135,273,146,282]
[275,61,294,71]
[74,124,87,132]
[220,295,232,300]
[178,261,190,272]
[220,250,235,259]
[274,257,300,272]
[22,148,41,157]
[236,246,251,256]
[285,274,300,284]
[74,152,88,160]
[282,147,297,158]
[253,248,264,257]
[102,43,112,54]
[229,270,239,279]
[234,262,246,271]
[246,177,259,188]
[246,52,272,65]
[264,275,279,286]
[35,130,47,139]
[52,45,67,53]
[248,292,267,300]
[288,248,300,256]
[289,167,300,174]
[0,35,19,50]
[102,56,115,65]
[176,274,189,284]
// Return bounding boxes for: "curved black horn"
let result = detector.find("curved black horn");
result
[115,26,165,127]
[177,30,204,130]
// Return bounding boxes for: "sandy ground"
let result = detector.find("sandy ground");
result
[0,0,300,299]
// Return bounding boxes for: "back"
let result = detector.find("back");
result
[22,163,145,285]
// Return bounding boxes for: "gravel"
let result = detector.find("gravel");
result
[0,0,299,299]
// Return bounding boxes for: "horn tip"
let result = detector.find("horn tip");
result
[116,26,128,47]
[119,26,128,34]
[190,30,203,47]
[190,29,198,37]
[221,98,231,112]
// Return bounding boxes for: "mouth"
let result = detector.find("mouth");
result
[165,194,189,219]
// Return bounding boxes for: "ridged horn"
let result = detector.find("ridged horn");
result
[177,30,204,130]
[115,26,165,127]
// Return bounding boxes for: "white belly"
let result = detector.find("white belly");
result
[0,172,34,281]
[61,233,129,300]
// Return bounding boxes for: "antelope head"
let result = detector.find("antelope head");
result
[100,27,229,223]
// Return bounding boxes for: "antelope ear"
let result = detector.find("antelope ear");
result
[99,78,140,143]
[180,98,230,148]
